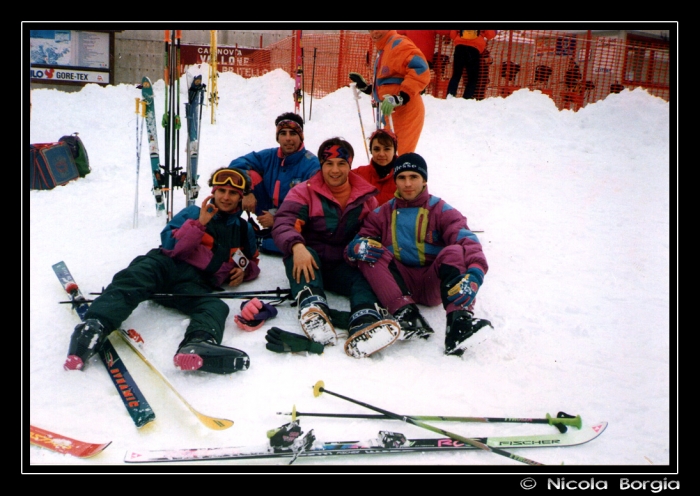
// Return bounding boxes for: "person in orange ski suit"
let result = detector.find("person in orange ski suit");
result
[349,30,430,155]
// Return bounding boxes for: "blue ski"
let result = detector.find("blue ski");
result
[140,76,165,215]
[184,73,205,206]
[52,261,156,428]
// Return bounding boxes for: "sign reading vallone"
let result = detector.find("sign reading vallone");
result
[180,45,270,77]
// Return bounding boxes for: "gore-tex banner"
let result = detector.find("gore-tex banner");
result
[180,45,270,77]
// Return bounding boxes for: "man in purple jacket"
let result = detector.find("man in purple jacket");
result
[346,153,492,356]
[272,137,400,358]
[64,167,260,374]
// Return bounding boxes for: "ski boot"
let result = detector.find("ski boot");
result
[393,303,435,341]
[297,287,337,346]
[174,330,250,374]
[344,305,401,358]
[444,310,493,357]
[64,319,107,371]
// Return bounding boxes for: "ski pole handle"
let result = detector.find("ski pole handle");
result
[547,412,582,429]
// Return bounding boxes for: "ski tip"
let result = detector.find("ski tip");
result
[591,421,608,434]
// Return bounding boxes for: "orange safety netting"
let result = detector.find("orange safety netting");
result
[191,30,670,112]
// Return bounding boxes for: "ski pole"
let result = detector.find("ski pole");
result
[61,294,288,304]
[278,410,581,433]
[134,98,146,229]
[61,293,289,305]
[88,287,292,300]
[312,381,545,466]
[309,48,317,121]
[351,83,370,162]
[301,46,306,123]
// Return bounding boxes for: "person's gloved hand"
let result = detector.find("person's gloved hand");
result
[349,72,371,93]
[265,327,324,354]
[234,297,278,331]
[380,94,404,116]
[446,268,484,308]
[346,236,384,264]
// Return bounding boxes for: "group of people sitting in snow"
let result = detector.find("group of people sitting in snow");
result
[65,30,491,374]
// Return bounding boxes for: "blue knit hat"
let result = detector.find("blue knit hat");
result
[393,152,428,181]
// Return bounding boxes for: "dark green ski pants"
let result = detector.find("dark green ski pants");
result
[85,249,229,344]
[283,247,379,313]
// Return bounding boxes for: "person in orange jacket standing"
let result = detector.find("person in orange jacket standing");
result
[396,30,451,68]
[447,29,497,100]
[349,30,430,155]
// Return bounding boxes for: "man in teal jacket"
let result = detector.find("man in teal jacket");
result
[228,112,320,254]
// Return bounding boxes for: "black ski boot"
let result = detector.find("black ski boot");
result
[393,303,434,341]
[344,305,401,358]
[174,331,250,374]
[64,319,107,371]
[444,310,493,357]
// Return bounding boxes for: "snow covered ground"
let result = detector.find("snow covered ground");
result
[26,66,674,474]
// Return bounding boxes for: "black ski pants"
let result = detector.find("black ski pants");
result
[447,45,482,99]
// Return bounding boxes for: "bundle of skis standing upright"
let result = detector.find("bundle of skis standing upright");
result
[162,30,182,220]
[184,72,206,206]
[138,30,207,221]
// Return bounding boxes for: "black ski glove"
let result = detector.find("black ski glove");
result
[349,72,372,95]
[265,327,324,354]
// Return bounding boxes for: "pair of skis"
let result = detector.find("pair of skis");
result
[30,420,607,461]
[293,30,303,118]
[139,62,205,218]
[126,421,607,463]
[52,261,155,428]
[184,72,205,206]
[51,262,232,431]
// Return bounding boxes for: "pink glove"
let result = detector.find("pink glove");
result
[234,298,278,331]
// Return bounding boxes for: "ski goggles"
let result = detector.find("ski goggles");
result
[211,169,248,191]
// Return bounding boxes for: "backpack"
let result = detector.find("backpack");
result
[59,133,91,177]
[29,142,80,190]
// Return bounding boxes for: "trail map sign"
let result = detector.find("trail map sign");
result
[30,30,113,85]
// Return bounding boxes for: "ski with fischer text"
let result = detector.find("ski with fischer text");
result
[124,421,607,463]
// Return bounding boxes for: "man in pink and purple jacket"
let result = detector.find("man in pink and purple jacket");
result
[345,152,492,356]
